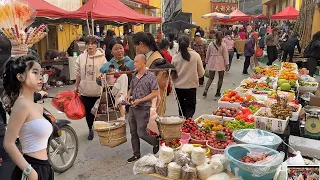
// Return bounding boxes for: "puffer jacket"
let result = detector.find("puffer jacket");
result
[244,37,256,57]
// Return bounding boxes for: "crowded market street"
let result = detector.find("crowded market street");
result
[46,58,246,180]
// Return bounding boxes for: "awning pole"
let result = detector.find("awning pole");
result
[86,19,91,36]
[92,18,95,36]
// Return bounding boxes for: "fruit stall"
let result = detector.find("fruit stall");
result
[133,62,320,180]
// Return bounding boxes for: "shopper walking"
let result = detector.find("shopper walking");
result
[304,31,320,77]
[222,30,235,67]
[172,35,204,119]
[75,36,107,140]
[126,54,160,163]
[167,32,179,57]
[3,56,53,180]
[265,27,280,65]
[243,32,259,75]
[159,38,173,63]
[203,32,229,97]
[191,32,207,86]
[282,32,301,62]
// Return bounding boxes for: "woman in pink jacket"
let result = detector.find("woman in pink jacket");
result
[203,32,229,97]
[222,31,235,67]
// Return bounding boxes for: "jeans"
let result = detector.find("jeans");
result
[80,96,100,130]
[228,51,234,67]
[267,46,278,65]
[175,88,197,119]
[243,56,251,74]
[204,71,225,94]
[199,64,206,85]
[282,48,294,62]
[0,136,15,180]
[128,106,157,157]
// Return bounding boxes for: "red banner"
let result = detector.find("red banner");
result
[212,3,237,14]
[132,0,149,5]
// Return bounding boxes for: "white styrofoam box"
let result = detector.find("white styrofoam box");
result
[235,86,251,96]
[290,104,302,121]
[195,114,234,126]
[289,135,320,158]
[254,107,289,134]
[251,94,268,102]
[240,79,258,89]
[299,82,319,91]
[218,97,241,108]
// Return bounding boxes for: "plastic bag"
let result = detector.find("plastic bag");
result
[191,147,207,166]
[159,146,174,163]
[51,90,73,112]
[168,162,182,179]
[64,93,86,120]
[255,47,263,58]
[155,160,168,177]
[181,164,197,180]
[207,172,231,180]
[91,99,100,115]
[196,161,215,180]
[226,144,285,177]
[174,150,190,166]
[133,154,158,175]
[235,129,281,146]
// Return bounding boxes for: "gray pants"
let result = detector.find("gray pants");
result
[128,106,156,157]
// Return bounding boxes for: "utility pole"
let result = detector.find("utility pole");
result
[243,0,246,12]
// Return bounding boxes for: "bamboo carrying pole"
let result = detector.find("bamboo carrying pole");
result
[103,68,175,76]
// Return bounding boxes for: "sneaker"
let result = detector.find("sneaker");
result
[242,72,250,76]
[88,130,94,140]
[203,91,207,97]
[215,92,221,97]
[127,156,140,164]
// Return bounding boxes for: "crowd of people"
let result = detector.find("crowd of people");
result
[288,167,319,180]
[0,20,319,179]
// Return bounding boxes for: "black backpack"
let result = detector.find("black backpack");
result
[303,40,313,58]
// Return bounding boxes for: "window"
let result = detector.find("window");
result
[293,0,296,8]
[286,0,289,7]
[273,5,277,14]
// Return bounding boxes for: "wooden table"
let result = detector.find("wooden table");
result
[146,170,236,179]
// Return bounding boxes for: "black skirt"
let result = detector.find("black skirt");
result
[11,155,54,180]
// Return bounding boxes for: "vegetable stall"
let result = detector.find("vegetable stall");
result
[132,62,320,180]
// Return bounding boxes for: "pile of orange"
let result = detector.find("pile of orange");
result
[282,62,297,71]
[262,69,277,77]
[221,90,244,103]
[279,70,299,80]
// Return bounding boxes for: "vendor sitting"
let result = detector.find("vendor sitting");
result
[100,40,134,73]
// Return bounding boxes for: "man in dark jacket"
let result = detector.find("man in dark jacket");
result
[282,32,301,62]
[305,31,320,76]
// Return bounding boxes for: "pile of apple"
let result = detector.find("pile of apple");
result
[221,90,245,103]
[190,129,216,141]
[182,118,199,133]
[207,128,234,149]
[213,107,241,118]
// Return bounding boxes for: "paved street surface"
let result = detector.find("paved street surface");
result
[44,58,252,180]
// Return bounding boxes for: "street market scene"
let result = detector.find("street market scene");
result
[0,0,320,180]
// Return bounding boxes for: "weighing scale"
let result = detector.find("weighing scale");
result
[304,106,320,138]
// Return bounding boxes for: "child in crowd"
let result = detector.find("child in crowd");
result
[106,65,117,87]
[112,65,129,120]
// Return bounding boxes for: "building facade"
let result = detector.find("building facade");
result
[262,0,320,36]
[238,0,263,14]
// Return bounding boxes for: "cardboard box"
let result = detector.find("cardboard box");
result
[309,89,320,107]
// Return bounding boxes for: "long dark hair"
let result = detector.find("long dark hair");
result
[312,31,320,41]
[159,39,170,50]
[168,32,175,49]
[216,31,223,46]
[178,35,191,61]
[103,30,115,47]
[132,32,160,52]
[2,56,38,108]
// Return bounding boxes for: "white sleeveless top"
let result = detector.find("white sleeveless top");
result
[19,118,53,154]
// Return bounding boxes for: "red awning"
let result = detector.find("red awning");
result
[25,0,70,18]
[68,0,162,23]
[220,8,251,22]
[254,14,268,20]
[270,6,299,20]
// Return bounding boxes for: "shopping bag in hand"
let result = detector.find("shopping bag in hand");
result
[64,93,86,120]
[51,90,73,112]
[255,47,263,58]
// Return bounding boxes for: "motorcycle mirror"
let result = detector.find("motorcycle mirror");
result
[43,74,49,84]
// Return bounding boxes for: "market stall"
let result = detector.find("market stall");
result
[131,62,320,180]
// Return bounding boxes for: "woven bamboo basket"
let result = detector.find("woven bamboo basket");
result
[93,120,127,148]
[234,40,246,54]
[156,116,185,140]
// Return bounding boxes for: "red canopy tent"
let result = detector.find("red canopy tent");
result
[68,0,162,24]
[254,14,268,20]
[25,0,70,18]
[220,9,251,22]
[270,6,299,20]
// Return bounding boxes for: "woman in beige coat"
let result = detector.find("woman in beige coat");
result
[75,36,107,140]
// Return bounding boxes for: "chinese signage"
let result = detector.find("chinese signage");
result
[212,3,237,14]
[132,0,149,5]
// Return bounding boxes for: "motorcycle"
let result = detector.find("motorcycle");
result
[42,74,79,173]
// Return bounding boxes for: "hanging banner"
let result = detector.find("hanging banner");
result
[212,3,237,14]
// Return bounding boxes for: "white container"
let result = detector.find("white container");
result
[289,135,320,158]
[254,107,289,134]
[235,86,251,96]
[290,104,302,121]
[195,114,234,125]
[299,82,319,92]
[218,97,241,108]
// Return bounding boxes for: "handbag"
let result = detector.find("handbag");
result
[124,37,129,51]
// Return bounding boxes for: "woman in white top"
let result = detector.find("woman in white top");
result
[3,56,53,180]
[168,32,179,57]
